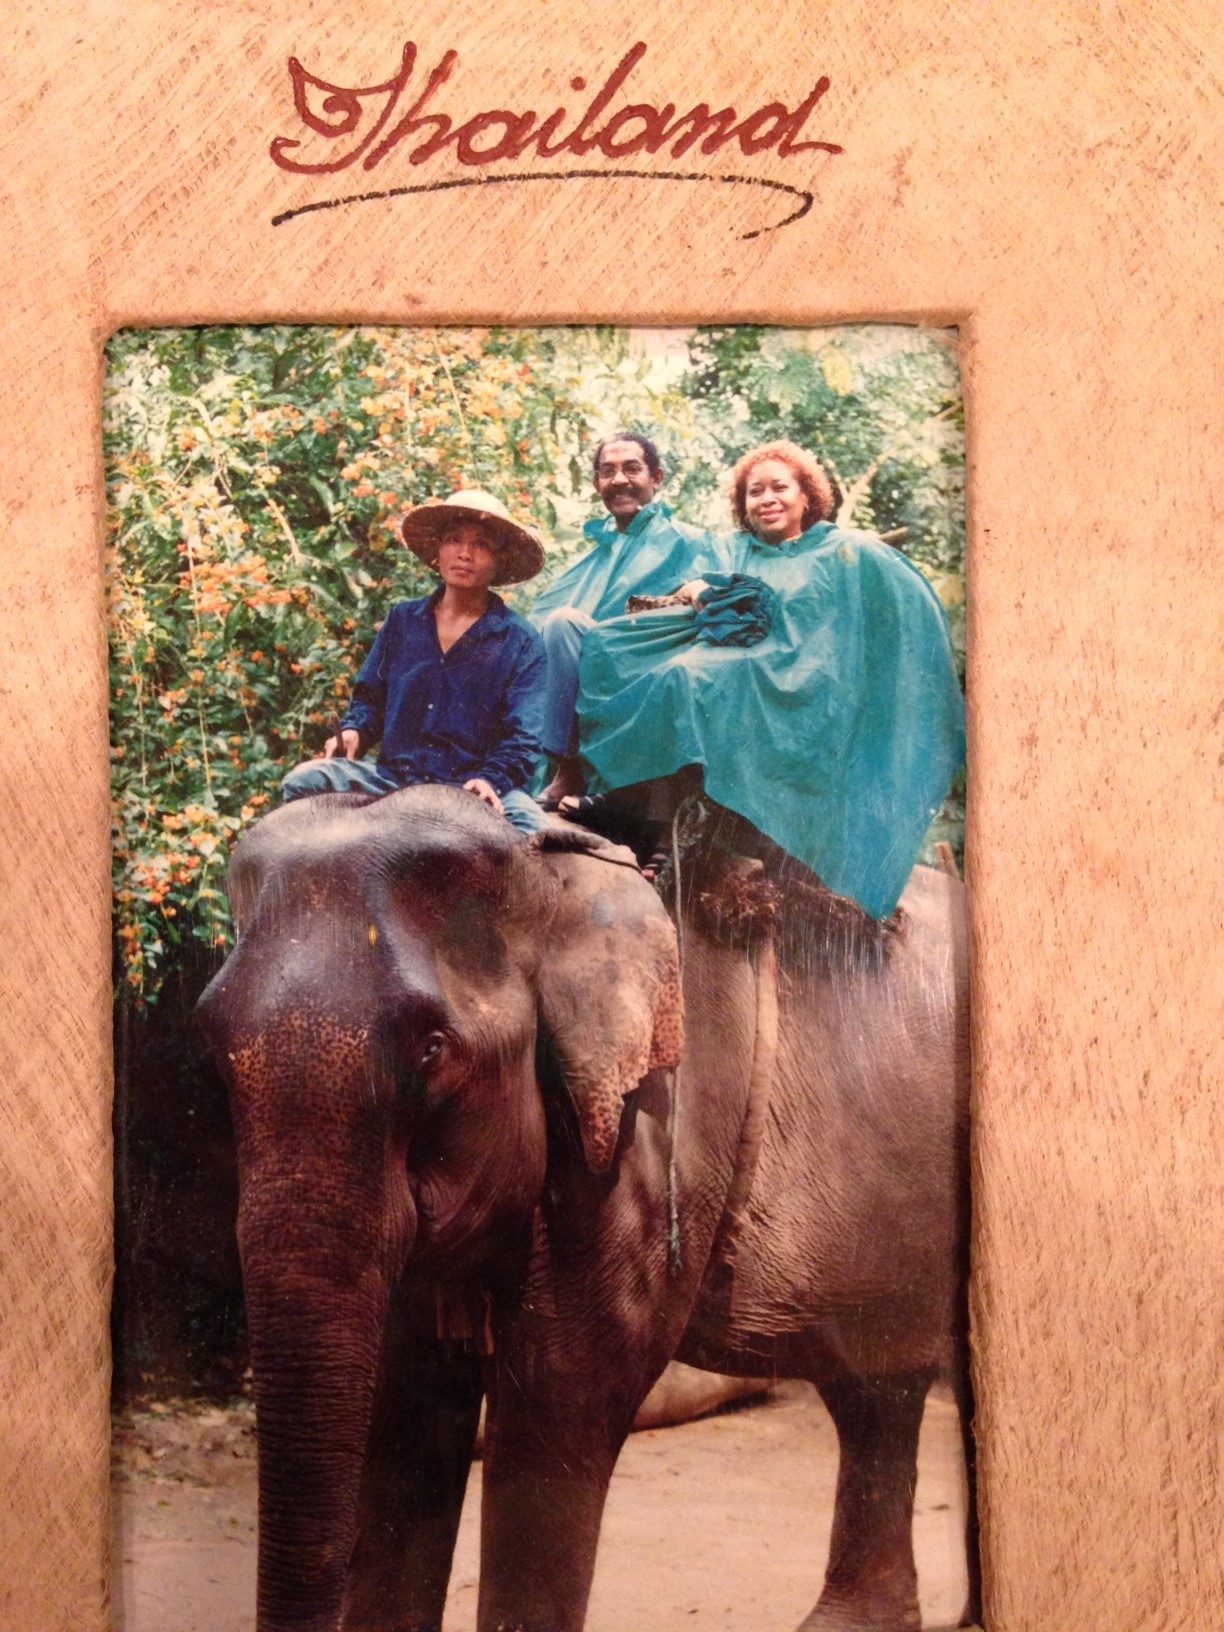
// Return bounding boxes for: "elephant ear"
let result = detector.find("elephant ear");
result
[529,829,684,1172]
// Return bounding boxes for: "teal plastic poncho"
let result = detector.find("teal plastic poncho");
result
[530,501,719,623]
[577,523,966,919]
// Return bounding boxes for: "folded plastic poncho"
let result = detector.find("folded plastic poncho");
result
[576,523,966,919]
[693,572,779,647]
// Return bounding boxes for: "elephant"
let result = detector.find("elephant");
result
[196,782,976,1632]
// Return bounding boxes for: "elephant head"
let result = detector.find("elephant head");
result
[195,784,681,1631]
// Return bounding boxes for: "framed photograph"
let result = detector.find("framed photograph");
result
[105,318,972,1632]
[2,5,1220,1632]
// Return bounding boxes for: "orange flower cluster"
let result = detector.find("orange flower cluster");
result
[112,799,259,999]
[178,553,294,618]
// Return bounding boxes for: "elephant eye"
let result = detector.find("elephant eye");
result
[417,1032,446,1072]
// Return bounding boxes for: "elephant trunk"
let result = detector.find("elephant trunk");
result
[242,1254,390,1632]
[215,1000,421,1630]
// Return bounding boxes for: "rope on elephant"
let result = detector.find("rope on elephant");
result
[662,794,720,1275]
[665,803,688,1276]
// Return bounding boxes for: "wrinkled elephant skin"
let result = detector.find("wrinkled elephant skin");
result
[197,785,974,1632]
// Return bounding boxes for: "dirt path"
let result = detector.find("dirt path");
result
[111,1384,969,1631]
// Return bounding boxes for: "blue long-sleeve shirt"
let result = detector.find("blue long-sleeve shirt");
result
[340,591,547,796]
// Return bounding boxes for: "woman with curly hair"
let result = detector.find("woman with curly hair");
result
[569,440,965,920]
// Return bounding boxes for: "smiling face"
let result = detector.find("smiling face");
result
[593,438,664,530]
[435,520,500,590]
[743,457,809,544]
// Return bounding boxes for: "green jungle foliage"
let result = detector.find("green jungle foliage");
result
[107,324,965,1006]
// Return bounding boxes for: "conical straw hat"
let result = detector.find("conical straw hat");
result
[400,489,545,587]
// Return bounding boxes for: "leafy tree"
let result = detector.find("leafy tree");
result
[107,323,964,1006]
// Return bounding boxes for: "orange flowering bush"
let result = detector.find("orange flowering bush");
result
[106,324,696,1003]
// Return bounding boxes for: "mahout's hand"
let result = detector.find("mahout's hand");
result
[324,729,361,761]
[463,778,504,815]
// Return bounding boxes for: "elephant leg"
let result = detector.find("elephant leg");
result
[476,1367,637,1632]
[341,1290,484,1632]
[799,1369,933,1632]
[475,1176,696,1626]
[474,1069,719,1632]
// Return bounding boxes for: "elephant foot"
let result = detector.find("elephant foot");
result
[796,1594,921,1632]
[796,1617,982,1632]
[341,1620,443,1631]
[796,1619,919,1632]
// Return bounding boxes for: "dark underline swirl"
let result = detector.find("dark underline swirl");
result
[270,167,814,240]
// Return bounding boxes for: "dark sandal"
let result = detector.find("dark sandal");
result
[557,794,607,821]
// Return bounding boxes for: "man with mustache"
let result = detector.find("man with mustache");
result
[532,432,718,807]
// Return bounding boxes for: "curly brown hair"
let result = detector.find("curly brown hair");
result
[730,440,835,535]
